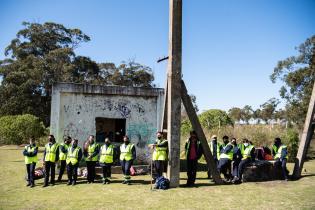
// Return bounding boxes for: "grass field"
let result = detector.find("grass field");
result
[1,145,315,210]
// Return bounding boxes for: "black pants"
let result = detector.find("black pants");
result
[153,160,166,179]
[44,161,56,185]
[275,158,288,179]
[187,159,198,184]
[26,163,36,184]
[232,159,241,177]
[86,161,96,182]
[67,162,79,183]
[207,159,218,178]
[237,158,251,179]
[101,164,112,181]
[58,160,66,180]
[120,160,132,181]
[217,158,232,179]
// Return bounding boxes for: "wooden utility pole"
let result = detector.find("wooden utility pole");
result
[293,83,315,178]
[166,0,182,187]
[181,80,223,184]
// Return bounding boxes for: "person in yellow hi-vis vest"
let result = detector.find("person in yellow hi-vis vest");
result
[207,135,221,179]
[66,139,82,186]
[84,135,99,183]
[217,135,234,182]
[272,137,289,181]
[23,136,38,188]
[120,136,136,185]
[43,135,59,187]
[99,138,117,184]
[149,131,168,181]
[57,136,71,182]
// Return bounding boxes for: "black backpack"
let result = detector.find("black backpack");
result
[155,176,170,190]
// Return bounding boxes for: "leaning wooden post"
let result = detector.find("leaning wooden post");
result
[293,81,315,179]
[166,0,182,187]
[181,80,223,184]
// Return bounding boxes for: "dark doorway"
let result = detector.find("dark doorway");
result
[95,117,126,143]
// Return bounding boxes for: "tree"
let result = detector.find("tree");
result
[260,98,280,124]
[241,105,253,124]
[270,35,315,126]
[228,107,242,124]
[253,108,262,124]
[198,109,234,130]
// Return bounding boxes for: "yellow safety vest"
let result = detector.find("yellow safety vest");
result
[209,141,220,160]
[44,143,59,162]
[24,145,38,164]
[66,147,80,165]
[85,143,99,161]
[242,145,254,160]
[219,143,234,160]
[120,143,134,161]
[152,139,168,161]
[275,145,288,159]
[99,144,114,164]
[59,143,69,161]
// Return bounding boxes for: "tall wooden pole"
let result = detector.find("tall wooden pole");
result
[167,0,182,187]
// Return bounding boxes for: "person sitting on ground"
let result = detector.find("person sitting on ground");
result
[231,138,242,181]
[185,130,203,187]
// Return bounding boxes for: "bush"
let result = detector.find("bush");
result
[281,128,299,162]
[0,114,47,145]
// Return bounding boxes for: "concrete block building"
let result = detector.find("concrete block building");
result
[50,83,164,164]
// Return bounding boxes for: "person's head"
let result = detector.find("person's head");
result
[29,136,35,145]
[211,135,217,141]
[104,137,111,145]
[231,138,237,145]
[64,136,72,144]
[157,131,163,139]
[123,135,129,143]
[48,135,55,143]
[190,130,197,140]
[274,137,281,146]
[72,139,78,147]
[88,135,95,144]
[223,135,229,144]
[243,138,249,147]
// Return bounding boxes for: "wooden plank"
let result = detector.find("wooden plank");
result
[181,80,223,184]
[166,0,182,187]
[293,81,315,178]
[160,78,168,132]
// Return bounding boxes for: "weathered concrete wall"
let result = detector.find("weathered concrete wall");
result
[50,83,164,164]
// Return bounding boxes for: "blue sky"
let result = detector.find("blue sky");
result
[0,0,314,112]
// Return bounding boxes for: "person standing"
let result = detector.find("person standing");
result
[99,138,116,184]
[185,131,203,186]
[272,137,289,181]
[120,136,136,185]
[149,131,168,181]
[84,135,99,183]
[231,138,242,180]
[43,135,59,187]
[207,135,221,179]
[66,139,82,186]
[217,135,234,182]
[57,136,71,182]
[23,137,38,188]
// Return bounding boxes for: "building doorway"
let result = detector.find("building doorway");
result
[95,117,126,143]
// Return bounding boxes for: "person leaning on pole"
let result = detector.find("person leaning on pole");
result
[43,135,59,187]
[148,131,168,182]
[120,135,136,185]
[57,136,72,182]
[66,138,82,186]
[23,136,38,188]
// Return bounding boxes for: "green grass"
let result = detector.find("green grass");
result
[1,145,315,210]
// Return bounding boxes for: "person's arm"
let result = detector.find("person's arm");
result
[43,147,47,161]
[60,145,68,153]
[132,145,136,160]
[250,147,256,161]
[157,140,168,147]
[272,145,277,157]
[23,146,29,156]
[281,147,288,160]
[197,142,203,160]
[91,144,100,158]
[223,144,233,154]
[28,146,38,157]
[55,145,60,161]
[78,148,83,162]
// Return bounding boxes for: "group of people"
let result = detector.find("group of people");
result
[23,130,289,188]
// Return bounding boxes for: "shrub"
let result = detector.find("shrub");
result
[281,128,299,162]
[0,114,47,145]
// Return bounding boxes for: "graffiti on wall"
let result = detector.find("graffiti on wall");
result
[63,98,146,118]
[127,123,156,148]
